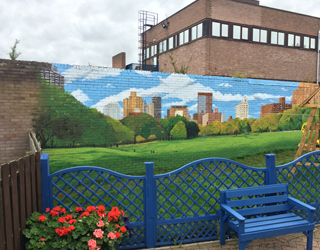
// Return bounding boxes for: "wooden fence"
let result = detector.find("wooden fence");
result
[0,152,42,250]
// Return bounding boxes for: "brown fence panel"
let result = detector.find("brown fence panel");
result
[24,156,32,219]
[11,161,21,250]
[0,164,5,250]
[18,158,26,250]
[1,163,14,250]
[30,154,37,211]
[35,152,42,211]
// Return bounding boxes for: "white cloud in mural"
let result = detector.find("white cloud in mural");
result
[106,84,116,88]
[62,66,121,84]
[71,89,90,103]
[135,70,153,77]
[282,87,288,91]
[91,73,293,112]
[218,83,233,88]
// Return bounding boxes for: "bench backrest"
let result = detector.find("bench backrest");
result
[220,184,290,217]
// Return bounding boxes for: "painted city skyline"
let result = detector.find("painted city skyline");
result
[53,64,298,120]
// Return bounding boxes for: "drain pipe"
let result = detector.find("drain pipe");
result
[318,30,320,85]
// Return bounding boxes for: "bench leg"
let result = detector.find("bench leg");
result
[306,230,313,250]
[239,239,251,250]
[220,210,226,245]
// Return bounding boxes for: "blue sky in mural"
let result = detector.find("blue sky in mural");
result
[53,63,299,120]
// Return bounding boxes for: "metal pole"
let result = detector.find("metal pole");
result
[317,30,320,85]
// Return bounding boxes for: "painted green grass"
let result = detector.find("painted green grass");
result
[44,131,302,175]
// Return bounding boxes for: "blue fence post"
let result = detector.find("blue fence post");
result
[40,153,51,213]
[144,162,157,248]
[265,154,277,185]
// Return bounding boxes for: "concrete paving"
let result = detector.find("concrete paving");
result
[139,225,320,250]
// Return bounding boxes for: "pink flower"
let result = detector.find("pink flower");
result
[93,229,104,239]
[107,232,116,239]
[96,219,105,227]
[88,239,97,248]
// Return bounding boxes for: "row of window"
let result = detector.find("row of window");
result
[144,20,318,60]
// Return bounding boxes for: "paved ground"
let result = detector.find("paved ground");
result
[140,225,320,250]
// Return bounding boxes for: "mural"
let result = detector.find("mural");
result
[32,63,316,149]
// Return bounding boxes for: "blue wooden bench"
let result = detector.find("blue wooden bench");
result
[220,184,315,250]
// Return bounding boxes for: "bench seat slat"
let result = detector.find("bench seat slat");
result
[236,204,289,217]
[244,220,311,233]
[232,213,297,225]
[225,184,287,199]
[227,194,288,208]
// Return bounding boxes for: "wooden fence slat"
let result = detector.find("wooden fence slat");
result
[17,158,26,250]
[24,156,32,219]
[35,152,42,212]
[2,163,14,250]
[0,164,6,250]
[30,154,37,212]
[10,161,21,250]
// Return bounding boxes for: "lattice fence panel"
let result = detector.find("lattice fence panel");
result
[156,159,266,221]
[51,169,144,223]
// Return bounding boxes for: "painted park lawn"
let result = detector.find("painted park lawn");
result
[44,131,302,175]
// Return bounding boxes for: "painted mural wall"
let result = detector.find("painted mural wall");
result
[53,63,299,121]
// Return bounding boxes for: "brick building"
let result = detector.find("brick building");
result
[197,93,213,124]
[142,0,320,82]
[260,97,292,118]
[202,108,222,126]
[167,106,191,120]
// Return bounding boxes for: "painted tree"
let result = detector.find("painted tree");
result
[170,121,187,139]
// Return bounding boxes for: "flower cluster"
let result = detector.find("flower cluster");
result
[24,205,131,250]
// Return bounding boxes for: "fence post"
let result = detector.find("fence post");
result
[144,162,157,248]
[40,153,51,213]
[265,154,277,185]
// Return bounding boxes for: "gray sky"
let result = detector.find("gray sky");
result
[1,0,319,67]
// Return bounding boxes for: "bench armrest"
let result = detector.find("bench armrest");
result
[288,197,316,211]
[221,204,245,221]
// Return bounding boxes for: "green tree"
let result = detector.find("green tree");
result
[186,121,199,138]
[136,135,146,143]
[170,121,187,139]
[8,39,22,60]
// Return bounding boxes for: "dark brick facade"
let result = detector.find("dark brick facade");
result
[260,97,292,118]
[143,0,320,82]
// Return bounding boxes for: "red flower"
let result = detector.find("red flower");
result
[115,224,120,228]
[37,215,46,222]
[53,206,61,212]
[60,208,66,214]
[58,217,66,223]
[120,226,127,233]
[67,226,75,231]
[115,232,121,238]
[79,211,90,218]
[50,210,59,217]
[107,207,121,222]
[65,214,73,221]
[121,210,125,216]
[86,206,96,212]
[75,207,83,213]
[97,205,105,212]
[41,238,45,241]
[68,219,77,224]
[46,208,50,212]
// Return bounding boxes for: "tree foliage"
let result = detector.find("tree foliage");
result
[170,121,187,139]
[8,39,22,60]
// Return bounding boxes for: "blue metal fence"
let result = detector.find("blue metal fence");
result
[40,151,320,249]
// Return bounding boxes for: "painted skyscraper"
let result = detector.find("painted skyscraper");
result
[151,97,162,119]
[123,92,144,118]
[103,102,121,120]
[197,93,213,124]
[235,96,249,119]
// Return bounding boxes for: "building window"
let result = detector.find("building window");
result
[295,35,301,47]
[212,22,228,37]
[288,34,294,47]
[153,57,157,66]
[271,31,284,45]
[179,30,189,45]
[151,45,157,56]
[253,28,267,43]
[192,23,203,41]
[233,25,248,40]
[311,38,316,49]
[168,37,174,50]
[174,34,178,47]
[304,36,310,49]
[159,40,167,54]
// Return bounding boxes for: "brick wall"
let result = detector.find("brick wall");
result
[0,60,49,164]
